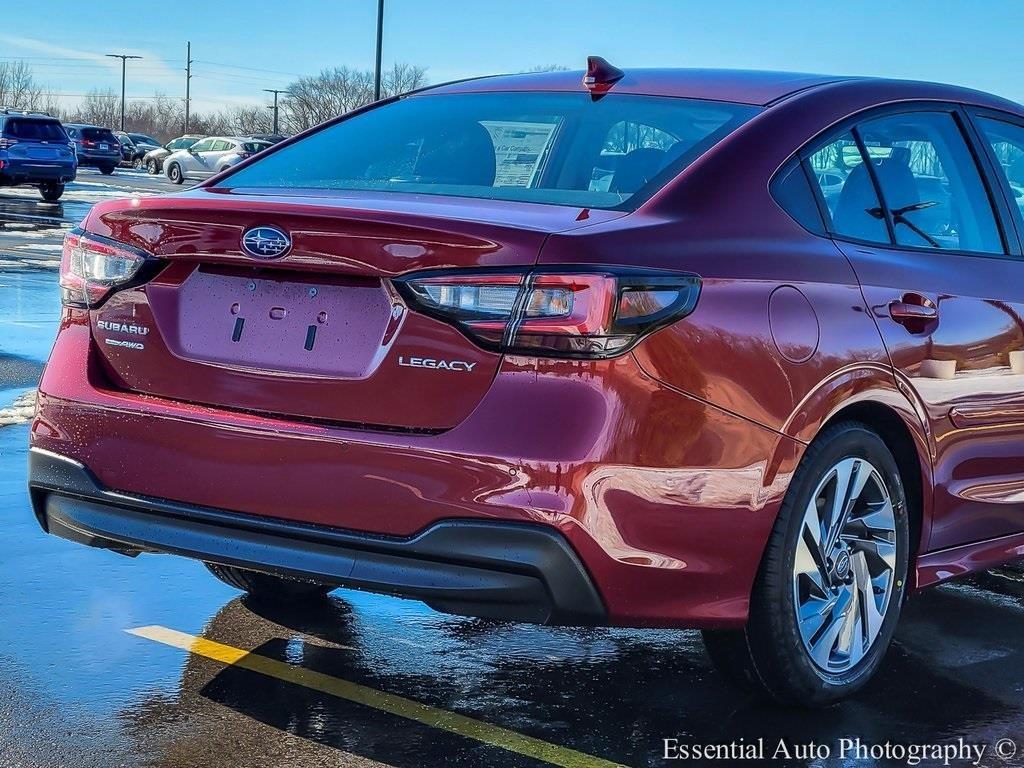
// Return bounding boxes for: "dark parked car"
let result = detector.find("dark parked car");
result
[0,109,76,201]
[64,124,120,174]
[31,62,1024,707]
[115,132,161,168]
[142,134,205,174]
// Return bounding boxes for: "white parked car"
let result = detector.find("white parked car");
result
[164,136,271,184]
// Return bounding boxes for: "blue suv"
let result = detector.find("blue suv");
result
[0,110,76,201]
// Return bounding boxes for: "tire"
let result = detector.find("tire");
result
[702,421,910,707]
[167,163,183,184]
[39,182,64,202]
[146,158,158,174]
[219,166,230,174]
[132,157,143,169]
[204,562,333,602]
[100,165,115,175]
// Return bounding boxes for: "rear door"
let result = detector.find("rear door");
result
[807,107,1024,551]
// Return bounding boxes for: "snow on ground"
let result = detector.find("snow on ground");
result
[0,390,35,427]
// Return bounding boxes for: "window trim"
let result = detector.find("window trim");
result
[791,100,1021,260]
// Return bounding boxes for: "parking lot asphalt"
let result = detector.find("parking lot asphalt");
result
[3,173,1024,768]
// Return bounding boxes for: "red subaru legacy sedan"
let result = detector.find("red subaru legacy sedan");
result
[29,60,1024,705]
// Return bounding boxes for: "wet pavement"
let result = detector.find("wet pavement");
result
[2,174,1024,768]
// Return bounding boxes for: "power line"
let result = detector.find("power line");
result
[194,60,304,78]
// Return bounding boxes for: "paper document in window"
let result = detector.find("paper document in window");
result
[480,120,559,187]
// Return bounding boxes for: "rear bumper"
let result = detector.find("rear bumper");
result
[76,152,120,167]
[31,312,802,627]
[29,447,606,625]
[0,158,76,183]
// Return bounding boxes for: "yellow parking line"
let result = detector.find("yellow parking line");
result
[127,625,628,768]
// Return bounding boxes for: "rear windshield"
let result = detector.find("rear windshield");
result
[3,118,68,142]
[218,92,760,209]
[81,128,117,141]
[241,142,271,153]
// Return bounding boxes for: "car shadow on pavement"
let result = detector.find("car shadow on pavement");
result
[115,581,1024,768]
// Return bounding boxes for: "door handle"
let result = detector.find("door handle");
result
[889,302,937,321]
[888,294,938,330]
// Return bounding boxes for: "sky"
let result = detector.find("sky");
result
[2,0,1023,113]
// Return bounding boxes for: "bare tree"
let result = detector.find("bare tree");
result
[283,63,427,132]
[381,62,429,97]
[0,61,43,110]
[72,89,121,129]
[5,59,428,143]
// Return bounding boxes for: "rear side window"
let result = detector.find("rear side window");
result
[975,116,1024,227]
[3,118,68,142]
[218,92,760,210]
[771,161,825,234]
[808,132,889,244]
[857,112,1003,253]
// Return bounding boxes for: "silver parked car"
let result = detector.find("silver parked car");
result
[164,136,271,184]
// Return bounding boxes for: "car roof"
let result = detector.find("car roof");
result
[423,67,1023,111]
[425,68,853,105]
[65,124,109,130]
[0,111,60,121]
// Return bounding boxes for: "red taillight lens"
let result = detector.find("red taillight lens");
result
[395,269,701,359]
[60,229,149,308]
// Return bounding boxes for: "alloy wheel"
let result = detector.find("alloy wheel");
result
[792,457,898,674]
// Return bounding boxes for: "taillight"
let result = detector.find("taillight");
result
[82,139,95,147]
[59,229,149,308]
[395,269,701,359]
[0,137,18,150]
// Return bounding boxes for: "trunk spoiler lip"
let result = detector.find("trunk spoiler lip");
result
[87,187,631,237]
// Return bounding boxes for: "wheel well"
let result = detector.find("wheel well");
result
[820,402,925,559]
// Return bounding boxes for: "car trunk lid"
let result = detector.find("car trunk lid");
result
[85,189,623,431]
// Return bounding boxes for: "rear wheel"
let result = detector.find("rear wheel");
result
[146,158,158,174]
[100,165,116,175]
[204,562,334,602]
[702,421,909,706]
[167,163,183,184]
[132,157,143,169]
[39,182,64,202]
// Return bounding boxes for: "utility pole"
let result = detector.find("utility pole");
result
[184,41,193,134]
[263,89,287,134]
[106,53,142,131]
[373,0,384,101]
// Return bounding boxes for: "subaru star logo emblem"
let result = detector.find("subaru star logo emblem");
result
[241,226,291,259]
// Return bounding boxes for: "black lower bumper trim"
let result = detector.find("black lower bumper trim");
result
[28,448,606,625]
